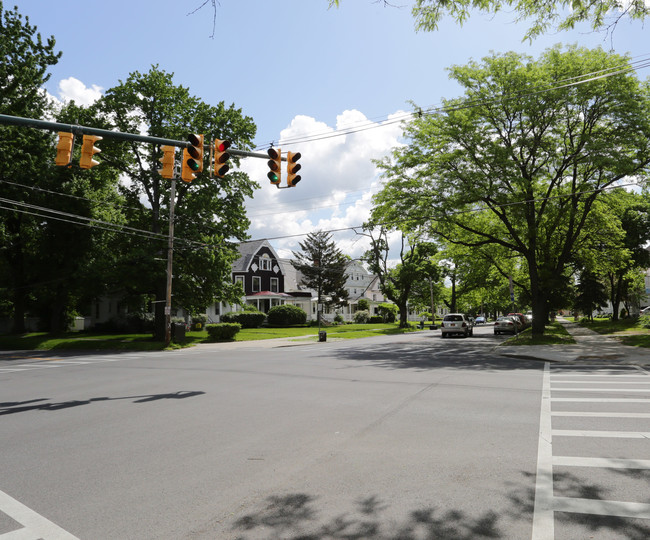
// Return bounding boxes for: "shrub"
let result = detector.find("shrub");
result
[334,313,344,324]
[354,310,370,323]
[378,303,397,323]
[357,298,370,311]
[206,323,241,341]
[640,314,650,329]
[267,304,307,326]
[369,315,383,324]
[221,311,266,328]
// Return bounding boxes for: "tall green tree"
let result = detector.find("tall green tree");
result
[291,231,349,320]
[0,1,62,332]
[93,66,257,340]
[361,225,438,328]
[375,46,650,335]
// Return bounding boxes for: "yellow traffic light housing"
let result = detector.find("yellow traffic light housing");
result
[181,134,203,182]
[79,135,102,169]
[267,148,281,185]
[286,151,302,187]
[158,145,175,179]
[55,132,74,166]
[214,139,231,178]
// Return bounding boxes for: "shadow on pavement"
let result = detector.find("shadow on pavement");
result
[319,340,544,372]
[0,391,205,415]
[231,493,503,539]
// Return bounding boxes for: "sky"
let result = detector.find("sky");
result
[11,0,650,260]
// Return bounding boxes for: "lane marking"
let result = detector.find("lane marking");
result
[0,488,79,539]
[553,456,650,469]
[550,388,650,392]
[553,497,650,520]
[532,362,554,540]
[552,411,650,418]
[552,429,650,438]
[552,398,650,402]
[552,380,650,384]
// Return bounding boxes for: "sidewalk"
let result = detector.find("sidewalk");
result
[497,317,650,366]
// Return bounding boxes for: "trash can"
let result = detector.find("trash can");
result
[318,330,327,342]
[171,323,186,343]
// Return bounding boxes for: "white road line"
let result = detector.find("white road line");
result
[553,456,650,469]
[553,497,650,520]
[550,374,650,378]
[0,488,79,539]
[552,411,650,418]
[552,380,650,384]
[532,362,554,540]
[550,388,650,392]
[552,398,650,402]
[552,429,650,438]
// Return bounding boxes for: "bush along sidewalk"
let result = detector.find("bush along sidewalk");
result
[206,323,241,342]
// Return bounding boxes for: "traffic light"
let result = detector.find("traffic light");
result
[79,135,102,169]
[267,147,281,185]
[181,134,203,182]
[286,151,302,187]
[214,139,231,178]
[158,145,175,179]
[55,132,74,166]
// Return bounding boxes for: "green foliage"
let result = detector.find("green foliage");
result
[354,310,370,323]
[638,314,650,329]
[356,298,370,311]
[206,323,241,341]
[334,313,345,324]
[266,304,307,326]
[369,315,384,323]
[221,310,266,328]
[377,303,398,323]
[331,1,650,41]
[374,45,650,335]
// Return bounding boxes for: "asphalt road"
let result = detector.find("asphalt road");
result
[1,325,648,539]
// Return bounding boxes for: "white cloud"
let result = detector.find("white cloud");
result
[240,109,406,260]
[56,77,103,106]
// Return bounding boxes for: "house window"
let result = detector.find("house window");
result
[270,277,279,293]
[235,275,244,289]
[260,255,271,271]
[252,276,261,292]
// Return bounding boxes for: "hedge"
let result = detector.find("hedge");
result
[221,311,266,328]
[206,323,241,341]
[267,304,307,326]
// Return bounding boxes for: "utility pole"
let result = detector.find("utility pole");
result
[164,177,177,347]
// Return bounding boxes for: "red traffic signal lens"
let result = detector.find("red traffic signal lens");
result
[288,152,301,163]
[188,134,201,146]
[217,140,231,152]
[267,148,279,160]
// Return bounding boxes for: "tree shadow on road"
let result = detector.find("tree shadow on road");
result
[319,340,544,372]
[231,493,503,539]
[0,391,205,415]
[506,470,650,540]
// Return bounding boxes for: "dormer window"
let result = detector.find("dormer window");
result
[260,254,272,271]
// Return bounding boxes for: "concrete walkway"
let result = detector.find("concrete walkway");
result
[497,317,650,366]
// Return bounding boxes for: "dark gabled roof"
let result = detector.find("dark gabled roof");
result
[233,239,283,274]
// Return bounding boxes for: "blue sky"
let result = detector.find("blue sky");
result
[13,0,650,259]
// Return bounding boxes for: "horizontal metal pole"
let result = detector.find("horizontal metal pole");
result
[0,113,285,161]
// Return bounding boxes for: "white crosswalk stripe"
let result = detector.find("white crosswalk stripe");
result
[532,362,650,540]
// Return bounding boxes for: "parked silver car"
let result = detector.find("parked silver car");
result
[440,313,473,338]
[494,315,520,335]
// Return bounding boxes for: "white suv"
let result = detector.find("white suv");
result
[440,313,473,338]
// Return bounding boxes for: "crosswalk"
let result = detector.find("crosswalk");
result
[532,362,650,539]
[0,353,145,374]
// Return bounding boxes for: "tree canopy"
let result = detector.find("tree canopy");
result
[374,45,650,334]
[328,0,650,40]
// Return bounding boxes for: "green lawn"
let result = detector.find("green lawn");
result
[578,317,650,348]
[0,323,418,351]
[500,322,575,346]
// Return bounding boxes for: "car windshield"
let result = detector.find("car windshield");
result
[444,315,463,322]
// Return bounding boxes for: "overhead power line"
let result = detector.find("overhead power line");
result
[254,53,650,150]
